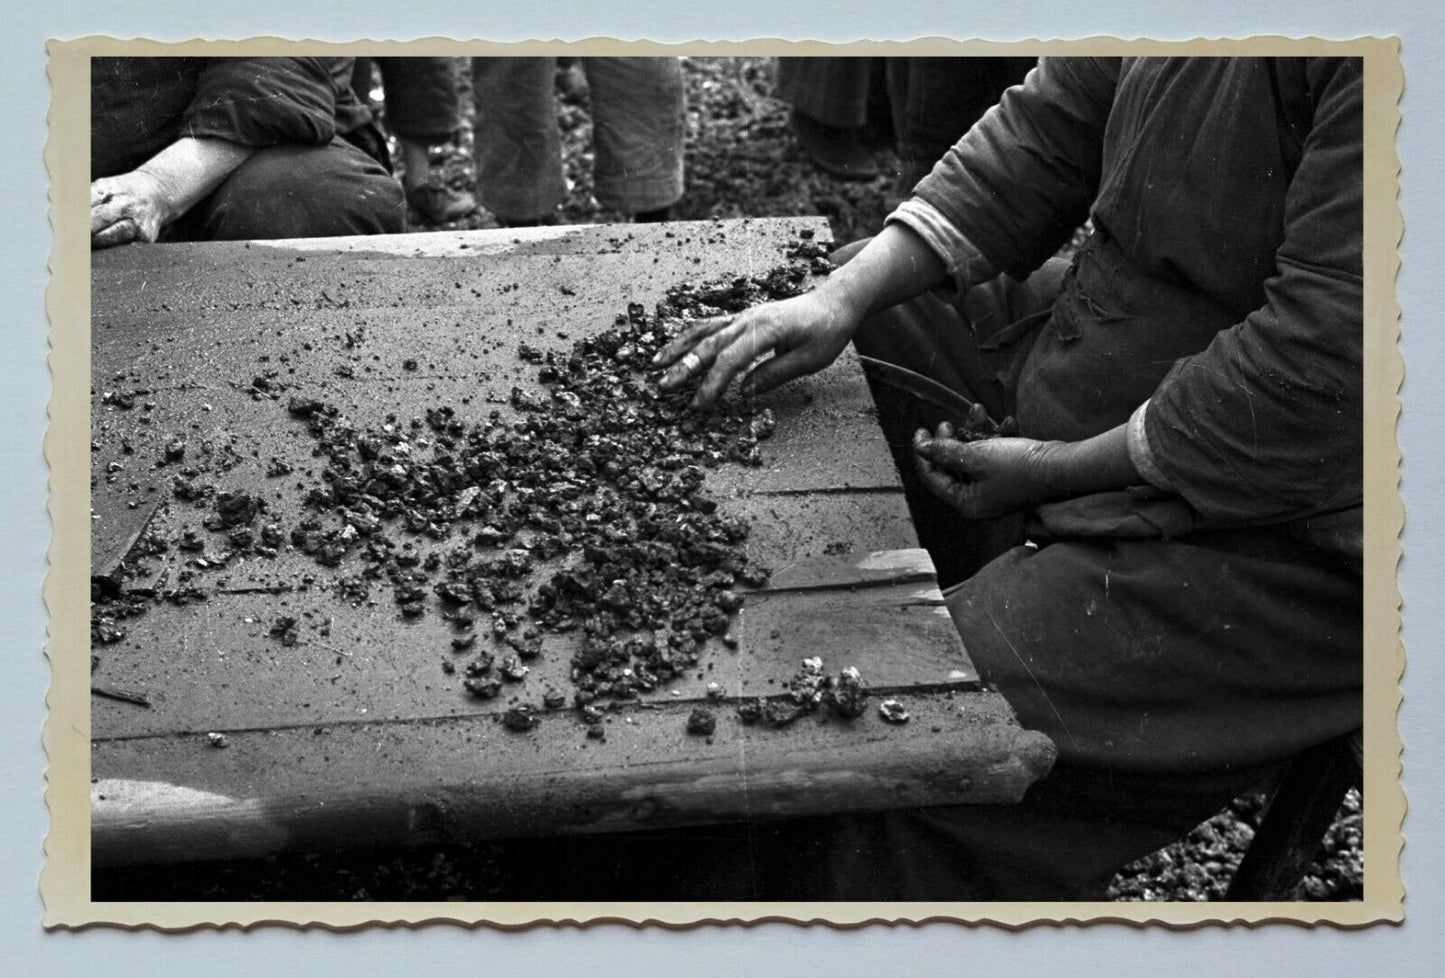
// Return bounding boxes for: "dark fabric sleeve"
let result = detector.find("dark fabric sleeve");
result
[181,57,351,147]
[1143,58,1363,523]
[910,57,1119,279]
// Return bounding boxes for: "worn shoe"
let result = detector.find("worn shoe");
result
[790,109,880,181]
[407,183,478,224]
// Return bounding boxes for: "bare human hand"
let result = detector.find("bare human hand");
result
[651,286,861,409]
[90,170,173,249]
[912,421,1065,519]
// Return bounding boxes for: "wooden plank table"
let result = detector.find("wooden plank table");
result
[89,217,1055,867]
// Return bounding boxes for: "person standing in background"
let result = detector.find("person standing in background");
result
[352,57,478,224]
[471,57,686,226]
[776,56,1035,191]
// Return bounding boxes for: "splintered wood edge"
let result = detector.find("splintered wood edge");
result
[745,547,938,593]
[91,689,1051,868]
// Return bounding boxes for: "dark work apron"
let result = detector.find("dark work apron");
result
[1014,226,1241,444]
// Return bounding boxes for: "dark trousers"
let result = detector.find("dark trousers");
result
[352,57,466,145]
[470,57,685,220]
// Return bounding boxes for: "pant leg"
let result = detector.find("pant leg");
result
[581,57,686,215]
[350,56,376,103]
[377,57,464,145]
[168,137,405,241]
[470,57,565,223]
[775,57,873,129]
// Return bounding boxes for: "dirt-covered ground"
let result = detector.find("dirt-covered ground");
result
[91,57,1361,903]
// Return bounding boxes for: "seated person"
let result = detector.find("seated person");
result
[653,56,1364,899]
[91,57,405,248]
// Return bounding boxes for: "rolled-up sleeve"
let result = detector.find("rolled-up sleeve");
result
[183,57,347,147]
[885,198,994,295]
[1142,58,1364,522]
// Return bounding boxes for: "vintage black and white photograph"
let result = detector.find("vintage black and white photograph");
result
[73,43,1390,917]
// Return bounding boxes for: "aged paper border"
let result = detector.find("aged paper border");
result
[42,35,1405,930]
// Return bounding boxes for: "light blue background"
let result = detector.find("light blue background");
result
[4,2,1441,974]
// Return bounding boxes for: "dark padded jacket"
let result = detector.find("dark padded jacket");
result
[914,57,1363,525]
[92,57,373,179]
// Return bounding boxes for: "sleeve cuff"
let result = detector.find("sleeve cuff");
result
[1127,400,1175,491]
[886,198,995,295]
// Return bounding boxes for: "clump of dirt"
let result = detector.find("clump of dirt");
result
[735,657,870,728]
[685,708,716,736]
[501,704,541,732]
[877,699,910,725]
[954,402,1017,441]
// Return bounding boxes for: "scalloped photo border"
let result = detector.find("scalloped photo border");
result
[41,34,1405,930]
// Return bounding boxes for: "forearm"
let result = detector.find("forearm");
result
[135,137,256,226]
[914,420,1143,519]
[1035,422,1140,501]
[818,223,949,323]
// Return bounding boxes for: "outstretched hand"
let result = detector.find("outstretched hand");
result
[91,170,172,249]
[913,422,1063,519]
[90,137,258,251]
[652,288,859,409]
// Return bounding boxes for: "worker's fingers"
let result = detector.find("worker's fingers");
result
[914,433,976,475]
[657,319,747,391]
[652,313,735,369]
[914,449,973,511]
[91,196,129,236]
[657,322,735,391]
[691,322,776,408]
[92,217,140,250]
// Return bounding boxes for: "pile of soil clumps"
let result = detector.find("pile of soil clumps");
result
[91,258,839,730]
[272,271,815,714]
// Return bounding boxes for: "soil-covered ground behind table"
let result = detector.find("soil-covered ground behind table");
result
[90,56,1362,903]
